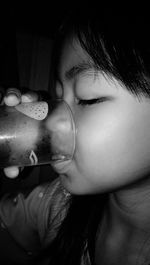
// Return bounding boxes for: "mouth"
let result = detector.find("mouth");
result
[51,159,72,174]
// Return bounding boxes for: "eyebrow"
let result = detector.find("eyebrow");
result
[64,62,95,81]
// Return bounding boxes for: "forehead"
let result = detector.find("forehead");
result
[58,38,91,78]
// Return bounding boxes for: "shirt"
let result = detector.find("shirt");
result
[0,177,91,265]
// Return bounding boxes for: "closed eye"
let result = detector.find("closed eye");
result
[77,97,108,106]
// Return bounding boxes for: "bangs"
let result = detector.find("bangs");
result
[51,8,150,97]
[75,15,150,97]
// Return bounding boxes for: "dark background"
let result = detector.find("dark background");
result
[11,3,68,37]
[0,4,69,89]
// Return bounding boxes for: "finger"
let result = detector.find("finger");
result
[4,88,22,106]
[21,91,40,103]
[4,166,20,178]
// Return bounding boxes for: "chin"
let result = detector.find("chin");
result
[60,175,96,195]
[60,174,76,194]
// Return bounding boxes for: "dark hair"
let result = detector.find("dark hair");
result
[51,7,150,98]
[45,7,150,265]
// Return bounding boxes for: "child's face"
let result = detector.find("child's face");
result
[55,38,150,194]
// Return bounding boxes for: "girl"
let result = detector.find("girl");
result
[1,7,150,265]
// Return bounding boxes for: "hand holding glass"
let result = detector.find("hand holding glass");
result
[0,100,75,168]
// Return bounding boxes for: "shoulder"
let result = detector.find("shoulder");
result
[37,177,71,244]
[37,177,70,217]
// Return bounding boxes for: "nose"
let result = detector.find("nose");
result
[45,100,76,162]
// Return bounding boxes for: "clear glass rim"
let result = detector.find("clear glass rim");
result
[48,99,76,162]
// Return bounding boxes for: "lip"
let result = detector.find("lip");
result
[51,159,72,174]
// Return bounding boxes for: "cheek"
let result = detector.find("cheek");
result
[74,111,116,176]
[74,108,150,188]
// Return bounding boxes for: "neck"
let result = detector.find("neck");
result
[95,178,150,265]
[111,177,150,230]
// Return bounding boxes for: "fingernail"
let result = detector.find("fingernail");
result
[21,94,32,102]
[22,92,38,102]
[6,88,21,98]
